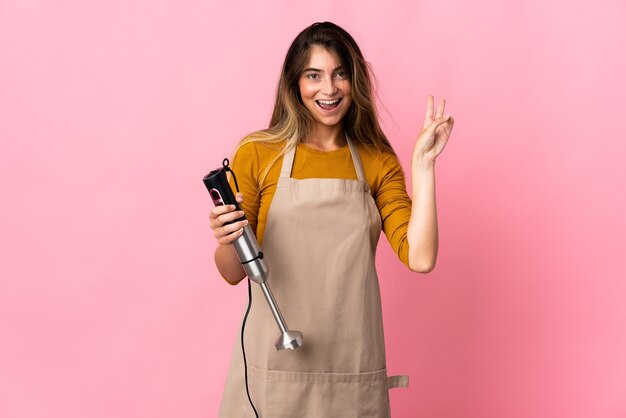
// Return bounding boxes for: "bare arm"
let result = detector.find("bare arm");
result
[214,245,245,285]
[407,163,438,273]
[209,192,248,285]
[407,95,455,273]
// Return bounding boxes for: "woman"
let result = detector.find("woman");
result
[209,21,454,417]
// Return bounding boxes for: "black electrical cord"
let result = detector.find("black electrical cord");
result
[241,277,259,417]
[224,158,259,417]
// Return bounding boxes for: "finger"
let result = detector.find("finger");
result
[440,115,455,136]
[435,98,445,119]
[217,228,245,245]
[424,95,434,123]
[209,204,237,219]
[427,115,452,134]
[235,192,244,203]
[216,220,248,239]
[211,210,244,230]
[217,210,245,225]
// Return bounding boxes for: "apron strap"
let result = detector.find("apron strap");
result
[387,375,410,389]
[279,145,297,179]
[279,137,366,182]
[346,136,366,182]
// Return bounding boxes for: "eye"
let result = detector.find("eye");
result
[305,73,319,80]
[335,69,348,79]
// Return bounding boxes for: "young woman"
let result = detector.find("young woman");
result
[209,21,454,417]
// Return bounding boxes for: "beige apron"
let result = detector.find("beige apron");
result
[219,138,408,417]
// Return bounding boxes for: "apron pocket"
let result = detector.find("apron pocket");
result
[248,366,391,418]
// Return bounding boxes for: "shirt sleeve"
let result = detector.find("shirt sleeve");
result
[228,141,261,239]
[374,152,412,268]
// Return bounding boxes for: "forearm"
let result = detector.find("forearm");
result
[214,244,246,285]
[407,161,438,273]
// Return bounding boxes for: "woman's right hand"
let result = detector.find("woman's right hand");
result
[209,192,249,245]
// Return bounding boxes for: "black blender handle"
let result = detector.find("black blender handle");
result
[203,165,245,225]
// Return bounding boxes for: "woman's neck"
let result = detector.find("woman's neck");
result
[302,125,347,151]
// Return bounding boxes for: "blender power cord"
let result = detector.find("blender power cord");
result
[241,277,259,417]
[222,160,259,417]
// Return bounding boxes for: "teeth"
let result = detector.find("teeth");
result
[317,99,341,105]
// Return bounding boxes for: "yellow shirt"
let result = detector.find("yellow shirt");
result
[229,140,412,268]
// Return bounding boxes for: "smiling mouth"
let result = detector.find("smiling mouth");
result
[316,98,342,111]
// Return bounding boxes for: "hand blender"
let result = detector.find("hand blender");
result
[203,159,303,351]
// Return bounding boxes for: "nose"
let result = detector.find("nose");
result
[321,76,338,96]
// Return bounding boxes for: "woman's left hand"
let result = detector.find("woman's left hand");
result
[412,95,455,167]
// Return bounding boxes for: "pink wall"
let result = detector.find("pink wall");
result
[1,1,625,417]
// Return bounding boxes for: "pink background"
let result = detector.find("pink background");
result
[1,1,625,417]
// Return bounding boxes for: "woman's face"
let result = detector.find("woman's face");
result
[298,46,353,130]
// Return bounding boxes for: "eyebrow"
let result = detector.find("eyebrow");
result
[302,66,345,72]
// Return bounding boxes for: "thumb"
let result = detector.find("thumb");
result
[426,114,451,133]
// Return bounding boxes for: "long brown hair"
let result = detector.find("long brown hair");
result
[236,21,395,185]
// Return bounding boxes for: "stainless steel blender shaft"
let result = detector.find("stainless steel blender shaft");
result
[259,282,303,350]
[259,282,289,334]
[234,225,303,351]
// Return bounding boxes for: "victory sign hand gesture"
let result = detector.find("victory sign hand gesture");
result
[412,95,455,168]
